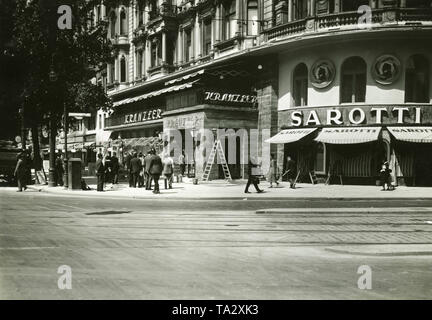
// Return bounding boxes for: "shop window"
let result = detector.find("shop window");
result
[294,0,308,19]
[185,29,192,62]
[405,54,430,103]
[120,8,127,35]
[341,0,369,12]
[202,19,212,56]
[340,56,367,103]
[314,143,326,174]
[120,56,126,83]
[247,0,258,36]
[110,12,117,38]
[293,63,308,107]
[223,0,237,40]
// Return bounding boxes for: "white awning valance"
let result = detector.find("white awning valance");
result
[266,128,318,144]
[388,127,432,143]
[315,127,381,144]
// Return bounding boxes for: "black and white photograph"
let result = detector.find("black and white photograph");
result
[1,0,432,309]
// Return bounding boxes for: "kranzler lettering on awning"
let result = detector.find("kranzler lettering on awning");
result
[388,127,432,143]
[266,128,318,144]
[315,127,381,144]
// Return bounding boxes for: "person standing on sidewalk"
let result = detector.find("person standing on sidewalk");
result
[124,151,133,187]
[245,159,264,194]
[268,153,279,188]
[95,153,105,192]
[14,153,27,192]
[178,150,186,177]
[130,152,142,188]
[138,152,145,188]
[55,153,64,186]
[286,156,297,189]
[149,149,163,194]
[163,153,174,189]
[104,152,112,184]
[111,152,119,184]
[144,151,153,190]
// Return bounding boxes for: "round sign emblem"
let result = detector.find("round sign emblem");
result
[372,54,401,85]
[15,136,22,143]
[310,59,336,89]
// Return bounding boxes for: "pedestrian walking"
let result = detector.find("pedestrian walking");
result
[138,152,145,188]
[129,152,142,188]
[104,152,112,184]
[124,151,133,187]
[178,150,186,176]
[14,153,27,192]
[380,161,393,191]
[163,153,174,189]
[149,149,163,194]
[144,151,153,190]
[95,153,105,192]
[111,152,119,184]
[285,156,297,189]
[245,159,264,194]
[55,153,64,186]
[268,153,279,188]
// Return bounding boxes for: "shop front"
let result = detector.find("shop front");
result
[272,104,432,186]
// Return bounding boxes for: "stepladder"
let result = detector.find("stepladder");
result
[202,139,232,182]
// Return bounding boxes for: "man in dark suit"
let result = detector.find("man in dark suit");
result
[111,152,119,184]
[144,151,153,190]
[245,159,264,194]
[148,149,163,194]
[286,156,297,189]
[95,153,105,192]
[14,153,27,192]
[124,151,133,187]
[129,152,142,188]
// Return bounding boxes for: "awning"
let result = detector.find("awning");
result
[266,128,317,144]
[165,69,204,86]
[113,80,199,107]
[388,127,432,143]
[315,127,381,144]
[84,142,95,147]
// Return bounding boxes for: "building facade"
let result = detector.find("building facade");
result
[86,0,431,184]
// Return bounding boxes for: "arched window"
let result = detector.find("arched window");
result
[405,55,430,103]
[247,0,258,36]
[223,0,236,40]
[293,63,308,107]
[110,12,117,38]
[341,57,367,103]
[120,56,126,83]
[120,9,127,35]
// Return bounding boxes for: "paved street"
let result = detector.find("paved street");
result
[1,189,432,299]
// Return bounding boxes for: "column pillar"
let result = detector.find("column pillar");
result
[288,0,293,22]
[215,5,221,42]
[335,0,340,13]
[177,28,183,64]
[145,40,151,74]
[310,0,316,16]
[400,0,406,7]
[162,31,167,64]
[196,18,202,58]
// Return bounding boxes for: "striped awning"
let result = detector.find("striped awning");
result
[266,128,317,144]
[388,127,432,143]
[315,127,381,144]
[113,80,199,107]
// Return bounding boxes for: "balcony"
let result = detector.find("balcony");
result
[111,34,130,47]
[263,7,432,41]
[147,2,178,27]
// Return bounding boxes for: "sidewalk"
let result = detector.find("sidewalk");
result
[22,177,432,199]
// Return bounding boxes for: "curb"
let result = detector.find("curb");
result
[325,247,432,257]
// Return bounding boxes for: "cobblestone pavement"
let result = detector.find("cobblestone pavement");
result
[1,191,432,299]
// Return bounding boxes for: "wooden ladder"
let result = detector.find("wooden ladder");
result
[202,140,232,182]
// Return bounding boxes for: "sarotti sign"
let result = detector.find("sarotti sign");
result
[286,105,426,127]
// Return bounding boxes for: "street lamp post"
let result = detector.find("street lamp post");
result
[63,103,68,188]
[47,64,58,187]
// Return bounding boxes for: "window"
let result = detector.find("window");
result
[88,116,96,131]
[109,63,115,83]
[120,56,126,83]
[314,143,326,174]
[224,1,236,40]
[120,9,127,35]
[293,63,308,107]
[98,114,103,129]
[110,12,116,38]
[150,37,162,67]
[294,0,308,19]
[136,50,143,78]
[247,0,258,36]
[202,19,212,56]
[185,29,192,62]
[340,56,367,103]
[405,55,430,103]
[137,5,143,26]
[341,0,369,12]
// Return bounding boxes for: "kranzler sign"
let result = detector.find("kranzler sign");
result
[124,109,163,124]
[203,91,257,105]
[285,105,427,127]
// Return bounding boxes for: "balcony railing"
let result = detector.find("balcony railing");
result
[263,7,432,41]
